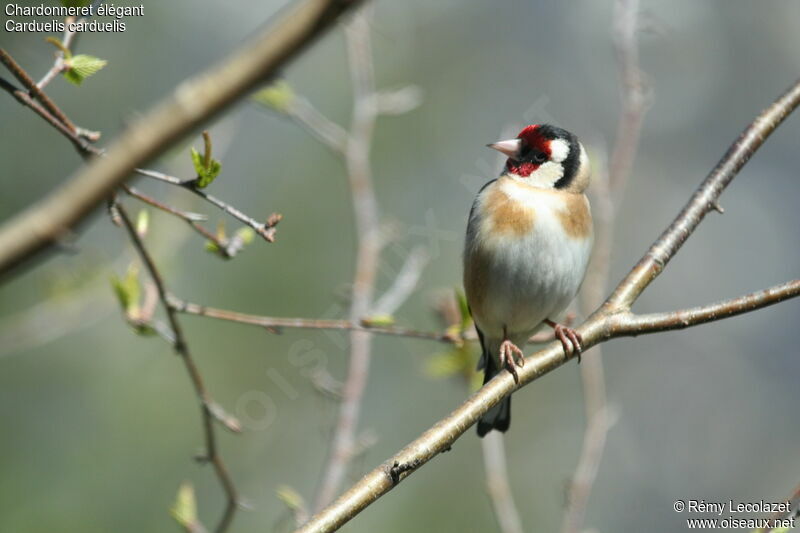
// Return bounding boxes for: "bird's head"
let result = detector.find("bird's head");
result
[488,124,590,193]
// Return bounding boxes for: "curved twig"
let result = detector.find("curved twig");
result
[115,203,240,533]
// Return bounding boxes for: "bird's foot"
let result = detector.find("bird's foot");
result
[499,339,525,384]
[545,319,583,363]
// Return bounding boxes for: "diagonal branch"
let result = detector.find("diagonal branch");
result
[0,48,77,132]
[296,76,800,533]
[0,75,92,154]
[0,0,367,277]
[606,78,800,309]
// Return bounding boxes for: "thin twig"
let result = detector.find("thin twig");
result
[608,0,650,195]
[0,48,77,132]
[114,203,240,533]
[122,185,249,258]
[481,432,524,533]
[173,297,452,342]
[134,168,281,244]
[296,77,800,533]
[561,403,618,533]
[37,19,79,90]
[122,185,207,222]
[0,75,93,154]
[286,96,350,154]
[371,247,428,316]
[174,297,567,347]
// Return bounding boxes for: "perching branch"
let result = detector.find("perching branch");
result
[114,202,240,533]
[296,77,800,533]
[0,0,366,276]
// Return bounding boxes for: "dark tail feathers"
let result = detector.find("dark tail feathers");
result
[476,350,511,437]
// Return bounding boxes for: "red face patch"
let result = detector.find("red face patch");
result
[504,125,551,177]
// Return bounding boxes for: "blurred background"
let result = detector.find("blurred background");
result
[1,1,799,531]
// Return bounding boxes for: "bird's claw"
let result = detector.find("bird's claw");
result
[551,322,583,363]
[499,339,525,384]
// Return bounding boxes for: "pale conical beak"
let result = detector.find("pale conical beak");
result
[487,138,521,158]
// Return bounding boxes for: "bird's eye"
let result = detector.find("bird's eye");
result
[533,152,547,163]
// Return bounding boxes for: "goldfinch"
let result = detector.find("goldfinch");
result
[463,124,593,436]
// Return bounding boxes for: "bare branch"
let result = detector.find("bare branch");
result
[286,96,350,153]
[0,0,367,276]
[296,77,800,533]
[0,75,93,154]
[173,297,453,342]
[371,247,429,316]
[134,168,282,244]
[0,48,77,132]
[122,184,250,258]
[608,0,650,194]
[561,405,619,533]
[114,203,240,533]
[606,78,800,309]
[481,432,524,533]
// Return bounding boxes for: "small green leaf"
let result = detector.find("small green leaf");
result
[276,485,306,513]
[425,351,464,378]
[110,265,140,316]
[235,227,255,245]
[133,324,157,337]
[190,147,222,188]
[136,209,149,237]
[45,37,71,60]
[253,80,295,113]
[204,240,221,254]
[455,288,473,332]
[190,147,204,176]
[424,344,478,383]
[361,314,395,327]
[170,482,197,531]
[64,54,107,86]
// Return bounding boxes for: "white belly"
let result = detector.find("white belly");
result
[464,181,593,343]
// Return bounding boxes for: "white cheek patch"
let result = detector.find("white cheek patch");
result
[549,139,569,163]
[527,161,564,188]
